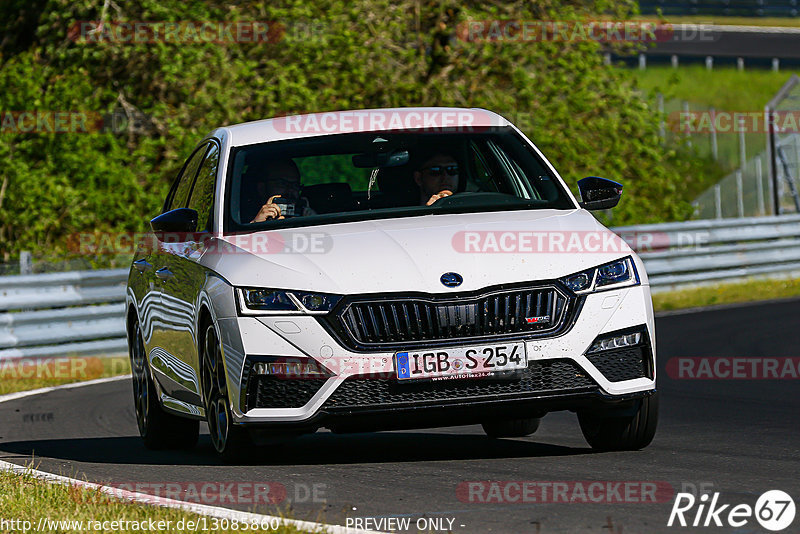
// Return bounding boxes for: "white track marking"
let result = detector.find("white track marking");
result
[0,377,384,534]
[0,460,382,534]
[0,374,132,404]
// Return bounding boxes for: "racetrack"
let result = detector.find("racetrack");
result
[2,299,799,533]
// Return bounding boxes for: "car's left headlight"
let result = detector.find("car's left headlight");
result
[237,288,342,315]
[559,256,639,295]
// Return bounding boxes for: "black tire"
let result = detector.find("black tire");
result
[578,392,659,451]
[201,323,252,462]
[482,417,541,438]
[129,321,199,450]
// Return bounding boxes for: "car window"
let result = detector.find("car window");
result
[165,143,209,212]
[225,128,575,232]
[188,143,220,232]
[296,154,372,189]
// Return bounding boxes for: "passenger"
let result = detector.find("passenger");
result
[247,158,315,222]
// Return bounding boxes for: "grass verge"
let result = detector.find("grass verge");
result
[652,277,800,311]
[630,65,795,111]
[0,355,130,396]
[0,469,303,534]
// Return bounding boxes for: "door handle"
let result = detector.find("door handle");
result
[133,259,152,272]
[155,267,174,281]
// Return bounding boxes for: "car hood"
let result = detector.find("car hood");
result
[202,209,633,294]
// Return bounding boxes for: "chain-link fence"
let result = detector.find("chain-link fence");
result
[693,151,772,219]
[691,74,800,219]
[767,74,800,215]
[651,94,767,176]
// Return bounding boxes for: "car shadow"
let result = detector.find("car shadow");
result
[0,431,595,467]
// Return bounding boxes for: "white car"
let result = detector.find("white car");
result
[126,107,658,459]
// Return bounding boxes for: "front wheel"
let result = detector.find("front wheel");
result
[201,323,252,461]
[129,321,199,450]
[578,392,659,451]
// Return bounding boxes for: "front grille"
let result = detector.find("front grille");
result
[585,346,651,382]
[328,286,575,350]
[322,359,597,411]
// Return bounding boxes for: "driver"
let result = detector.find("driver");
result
[249,158,315,222]
[413,153,460,206]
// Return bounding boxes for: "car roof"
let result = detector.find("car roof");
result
[210,107,512,147]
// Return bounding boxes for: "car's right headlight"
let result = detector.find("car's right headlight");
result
[237,288,342,315]
[559,256,639,295]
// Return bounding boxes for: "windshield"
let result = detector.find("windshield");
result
[224,127,575,231]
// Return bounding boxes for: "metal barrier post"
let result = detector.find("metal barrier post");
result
[710,107,718,160]
[19,252,32,275]
[756,156,765,216]
[738,115,747,173]
[736,171,744,218]
[768,107,780,215]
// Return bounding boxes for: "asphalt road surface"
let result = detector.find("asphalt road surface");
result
[650,24,800,60]
[2,299,799,533]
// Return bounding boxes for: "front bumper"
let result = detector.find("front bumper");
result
[218,284,656,424]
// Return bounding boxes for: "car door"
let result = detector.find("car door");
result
[148,142,209,403]
[158,141,220,405]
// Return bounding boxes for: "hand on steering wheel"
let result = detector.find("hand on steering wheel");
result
[425,190,454,206]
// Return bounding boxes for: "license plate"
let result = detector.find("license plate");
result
[395,342,527,381]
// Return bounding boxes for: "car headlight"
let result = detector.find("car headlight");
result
[237,288,342,315]
[560,256,639,294]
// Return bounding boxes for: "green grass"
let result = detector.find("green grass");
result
[631,65,796,111]
[652,277,800,311]
[0,356,130,396]
[0,469,303,534]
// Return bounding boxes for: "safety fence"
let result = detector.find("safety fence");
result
[0,269,128,361]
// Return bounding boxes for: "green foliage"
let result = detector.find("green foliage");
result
[0,0,706,260]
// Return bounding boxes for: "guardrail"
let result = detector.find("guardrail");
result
[614,213,800,289]
[1,214,799,360]
[0,269,128,360]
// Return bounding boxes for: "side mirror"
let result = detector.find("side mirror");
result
[577,177,623,210]
[150,208,198,240]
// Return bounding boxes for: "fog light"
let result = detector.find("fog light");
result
[252,358,330,378]
[587,332,642,354]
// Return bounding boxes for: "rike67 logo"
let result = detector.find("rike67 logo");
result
[668,490,795,531]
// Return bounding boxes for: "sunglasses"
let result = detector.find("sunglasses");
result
[422,165,459,177]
